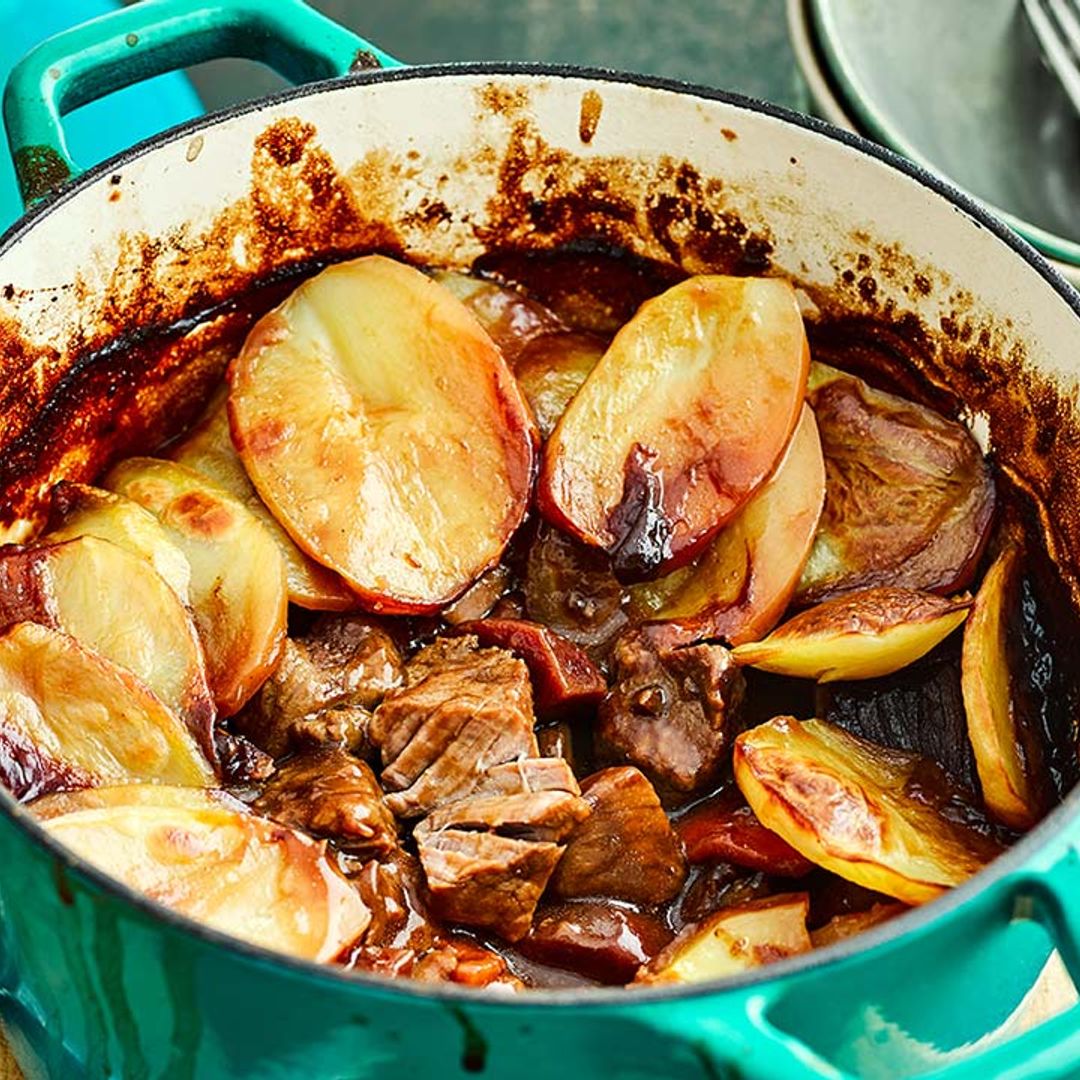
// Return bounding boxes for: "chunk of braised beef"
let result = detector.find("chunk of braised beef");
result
[674,791,814,877]
[536,721,578,773]
[214,728,275,788]
[673,864,773,929]
[349,936,521,989]
[413,761,589,941]
[596,631,744,799]
[452,618,606,717]
[549,766,686,904]
[252,749,398,859]
[351,851,439,952]
[517,901,674,985]
[524,525,629,659]
[370,636,538,819]
[237,617,403,757]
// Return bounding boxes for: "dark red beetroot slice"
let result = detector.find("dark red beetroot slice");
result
[517,901,673,984]
[676,795,814,877]
[453,618,606,716]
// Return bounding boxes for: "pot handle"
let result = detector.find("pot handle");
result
[638,847,1080,1080]
[2,0,403,205]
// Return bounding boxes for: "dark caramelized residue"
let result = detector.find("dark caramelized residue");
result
[607,444,672,582]
[578,90,603,145]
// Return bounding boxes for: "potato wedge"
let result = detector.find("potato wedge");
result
[431,270,564,363]
[45,481,191,603]
[31,783,247,821]
[105,457,287,716]
[733,717,1000,903]
[171,393,356,611]
[44,803,369,961]
[795,363,994,604]
[228,255,536,613]
[810,903,906,949]
[962,544,1049,830]
[731,587,970,681]
[630,405,825,646]
[513,331,605,439]
[0,535,216,756]
[0,621,213,799]
[634,894,811,985]
[540,275,809,581]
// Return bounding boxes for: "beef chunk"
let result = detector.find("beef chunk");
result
[597,631,744,798]
[416,788,589,846]
[549,767,686,904]
[252,749,397,859]
[473,756,581,798]
[419,830,564,942]
[238,617,403,757]
[370,636,538,818]
[214,729,275,787]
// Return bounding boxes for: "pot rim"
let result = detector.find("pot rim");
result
[2,59,1078,1010]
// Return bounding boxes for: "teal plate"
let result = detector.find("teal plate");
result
[809,0,1080,267]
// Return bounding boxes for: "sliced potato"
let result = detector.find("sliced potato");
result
[171,393,357,611]
[634,894,811,985]
[0,535,216,755]
[513,331,605,439]
[810,903,907,949]
[796,363,994,604]
[733,717,1000,904]
[539,275,809,581]
[228,256,536,614]
[962,544,1049,830]
[31,783,247,820]
[45,481,191,603]
[631,405,825,646]
[0,621,213,799]
[731,587,970,681]
[105,457,287,716]
[44,803,369,961]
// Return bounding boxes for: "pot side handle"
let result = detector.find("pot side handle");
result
[1,0,403,205]
[635,849,1080,1080]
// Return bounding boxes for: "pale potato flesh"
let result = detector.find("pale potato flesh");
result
[44,803,369,961]
[962,544,1046,830]
[171,393,357,611]
[731,587,970,681]
[105,457,287,717]
[540,275,809,577]
[0,621,213,794]
[734,717,999,903]
[0,535,215,755]
[228,256,536,613]
[31,783,247,821]
[630,405,825,645]
[45,481,191,603]
[635,894,811,985]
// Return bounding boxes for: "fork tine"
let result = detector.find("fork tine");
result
[1023,0,1080,115]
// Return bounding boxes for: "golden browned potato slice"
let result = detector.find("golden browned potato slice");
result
[45,481,191,603]
[634,894,811,985]
[962,544,1049,830]
[228,255,537,614]
[630,405,825,646]
[31,783,247,820]
[539,275,809,581]
[795,363,994,604]
[733,717,1000,904]
[0,535,215,755]
[810,903,907,949]
[105,457,287,716]
[44,803,369,961]
[731,587,970,681]
[171,393,357,611]
[0,621,214,799]
[513,332,605,439]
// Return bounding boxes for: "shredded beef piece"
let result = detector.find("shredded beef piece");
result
[370,636,538,818]
[238,617,403,757]
[549,766,686,904]
[597,630,744,798]
[252,749,397,859]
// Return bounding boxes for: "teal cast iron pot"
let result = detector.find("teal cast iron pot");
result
[1,2,1080,1077]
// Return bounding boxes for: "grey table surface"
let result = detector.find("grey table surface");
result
[188,0,807,114]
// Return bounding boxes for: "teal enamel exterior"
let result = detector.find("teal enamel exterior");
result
[2,3,1080,1077]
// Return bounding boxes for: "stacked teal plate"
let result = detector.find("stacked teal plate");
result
[789,0,1080,284]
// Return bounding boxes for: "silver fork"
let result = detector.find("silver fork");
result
[1023,0,1080,115]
